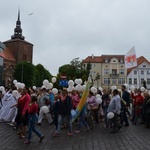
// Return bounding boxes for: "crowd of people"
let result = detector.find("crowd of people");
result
[0,83,150,144]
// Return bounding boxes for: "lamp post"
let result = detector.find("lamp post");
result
[21,61,30,83]
[21,63,24,83]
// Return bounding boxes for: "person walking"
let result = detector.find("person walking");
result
[24,95,44,144]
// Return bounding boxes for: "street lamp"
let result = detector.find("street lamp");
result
[21,61,30,83]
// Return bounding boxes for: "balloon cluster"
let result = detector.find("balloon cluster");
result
[42,79,53,90]
[13,80,25,89]
[67,78,86,92]
[95,94,102,104]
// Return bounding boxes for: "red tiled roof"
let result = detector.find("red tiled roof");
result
[82,56,102,63]
[127,56,150,74]
[3,47,16,61]
[82,55,124,63]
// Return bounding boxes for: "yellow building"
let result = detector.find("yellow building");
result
[82,54,127,89]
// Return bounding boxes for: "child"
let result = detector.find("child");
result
[24,95,44,144]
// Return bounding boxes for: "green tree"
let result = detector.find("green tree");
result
[34,64,52,87]
[86,62,91,76]
[13,61,35,87]
[59,64,76,79]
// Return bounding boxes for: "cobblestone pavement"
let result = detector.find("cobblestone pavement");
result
[0,121,150,150]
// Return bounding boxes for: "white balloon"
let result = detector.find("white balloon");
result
[140,87,145,92]
[96,98,102,104]
[68,80,74,86]
[75,84,82,91]
[51,77,57,83]
[78,79,82,85]
[43,79,49,86]
[130,85,135,91]
[75,79,79,85]
[111,86,117,91]
[21,83,25,89]
[33,86,36,90]
[15,82,22,89]
[0,86,5,92]
[128,90,131,94]
[107,112,114,119]
[46,83,53,89]
[12,90,19,98]
[96,94,101,99]
[68,86,74,92]
[13,80,17,84]
[99,87,103,92]
[124,83,129,89]
[41,85,46,89]
[41,106,49,113]
[52,88,58,95]
[82,85,86,90]
[91,87,97,94]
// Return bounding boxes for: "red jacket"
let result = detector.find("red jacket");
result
[28,103,38,114]
[131,93,144,106]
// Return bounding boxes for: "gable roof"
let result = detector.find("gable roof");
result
[82,54,124,63]
[3,47,16,61]
[127,56,150,74]
[82,56,102,63]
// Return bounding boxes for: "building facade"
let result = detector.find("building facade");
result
[82,54,127,89]
[127,56,150,89]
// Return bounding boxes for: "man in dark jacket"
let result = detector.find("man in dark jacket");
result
[120,85,130,126]
[53,89,73,136]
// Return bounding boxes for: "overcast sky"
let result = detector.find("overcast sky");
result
[1,0,150,75]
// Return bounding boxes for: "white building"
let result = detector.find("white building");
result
[127,56,150,89]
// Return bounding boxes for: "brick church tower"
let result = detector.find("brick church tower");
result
[3,10,33,87]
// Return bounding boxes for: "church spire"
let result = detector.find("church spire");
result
[11,9,25,40]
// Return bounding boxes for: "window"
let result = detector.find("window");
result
[104,78,110,84]
[118,78,125,84]
[119,69,124,75]
[120,59,123,63]
[147,78,150,85]
[104,69,109,75]
[141,70,144,75]
[141,78,144,84]
[134,70,137,75]
[112,69,117,75]
[112,79,117,85]
[129,78,132,84]
[147,70,150,75]
[134,78,137,84]
[105,59,108,63]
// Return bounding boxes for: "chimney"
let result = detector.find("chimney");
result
[92,54,94,59]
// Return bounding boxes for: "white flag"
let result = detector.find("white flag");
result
[124,47,137,68]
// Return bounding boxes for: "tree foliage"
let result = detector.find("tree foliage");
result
[13,62,52,87]
[34,64,52,87]
[13,61,35,87]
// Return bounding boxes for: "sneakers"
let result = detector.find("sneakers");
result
[39,135,44,142]
[67,132,73,136]
[74,130,80,133]
[24,140,31,144]
[36,123,41,126]
[52,132,59,137]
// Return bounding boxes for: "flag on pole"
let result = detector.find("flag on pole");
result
[71,81,90,123]
[124,47,137,68]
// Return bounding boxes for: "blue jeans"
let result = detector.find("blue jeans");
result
[28,114,42,141]
[78,114,89,130]
[57,115,72,133]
